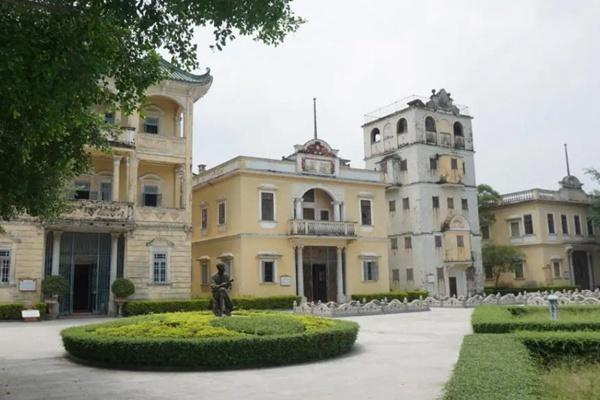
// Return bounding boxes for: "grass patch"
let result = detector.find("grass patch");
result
[539,362,600,400]
[211,315,305,336]
[444,334,540,400]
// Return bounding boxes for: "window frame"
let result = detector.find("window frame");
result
[509,220,521,238]
[451,158,458,170]
[390,237,398,250]
[142,184,161,207]
[388,200,396,213]
[552,261,561,279]
[447,197,454,210]
[0,248,12,284]
[404,236,412,249]
[561,214,569,235]
[397,118,407,134]
[406,268,414,282]
[200,206,208,231]
[523,214,534,235]
[574,215,582,236]
[370,128,381,143]
[360,198,373,226]
[200,260,210,286]
[402,197,410,210]
[259,190,276,222]
[425,116,436,132]
[432,196,440,209]
[399,158,408,171]
[259,259,277,284]
[457,235,465,248]
[143,116,160,134]
[514,262,524,280]
[547,213,556,235]
[151,249,170,284]
[430,157,438,171]
[362,260,379,282]
[435,235,443,248]
[461,198,468,211]
[217,200,227,226]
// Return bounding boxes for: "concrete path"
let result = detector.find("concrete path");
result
[0,308,472,400]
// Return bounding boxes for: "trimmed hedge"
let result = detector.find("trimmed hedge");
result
[483,286,579,296]
[0,303,48,320]
[61,312,359,369]
[472,305,600,333]
[517,331,600,364]
[123,296,301,316]
[350,290,428,302]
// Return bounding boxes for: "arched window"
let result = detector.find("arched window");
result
[453,122,463,137]
[425,117,436,132]
[371,128,381,143]
[397,118,407,134]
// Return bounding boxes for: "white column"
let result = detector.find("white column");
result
[587,252,594,289]
[568,250,575,285]
[444,266,451,297]
[333,202,341,222]
[112,155,121,202]
[336,246,344,303]
[108,233,119,315]
[51,231,62,276]
[295,198,303,220]
[296,246,305,299]
[127,156,138,204]
[176,165,185,209]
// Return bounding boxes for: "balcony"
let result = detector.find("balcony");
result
[439,133,452,147]
[137,133,186,158]
[52,200,134,228]
[454,136,465,149]
[289,220,356,237]
[135,206,188,225]
[425,131,437,144]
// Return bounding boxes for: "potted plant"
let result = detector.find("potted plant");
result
[111,278,135,317]
[41,276,69,319]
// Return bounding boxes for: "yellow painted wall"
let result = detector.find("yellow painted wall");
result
[138,162,177,208]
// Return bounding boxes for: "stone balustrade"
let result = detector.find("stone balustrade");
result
[289,220,356,237]
[293,297,430,317]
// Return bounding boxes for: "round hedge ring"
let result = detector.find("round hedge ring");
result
[61,311,359,369]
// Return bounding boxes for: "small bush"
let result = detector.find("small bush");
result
[231,295,300,310]
[42,275,69,297]
[517,331,600,364]
[350,290,428,302]
[0,302,48,320]
[111,278,135,298]
[211,315,305,335]
[483,286,579,296]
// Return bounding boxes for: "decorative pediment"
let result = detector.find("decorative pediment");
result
[297,139,338,157]
[426,89,460,115]
[146,237,175,248]
[442,214,470,232]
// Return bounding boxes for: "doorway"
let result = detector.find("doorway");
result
[312,264,328,302]
[72,264,92,312]
[449,277,458,298]
[572,251,591,289]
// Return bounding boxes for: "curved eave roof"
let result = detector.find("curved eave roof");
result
[160,59,212,85]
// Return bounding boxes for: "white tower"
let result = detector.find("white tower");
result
[362,89,483,297]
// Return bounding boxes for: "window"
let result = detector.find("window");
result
[303,208,315,220]
[435,235,442,248]
[432,196,440,209]
[200,260,209,285]
[400,159,408,171]
[303,189,314,202]
[524,214,534,235]
[143,185,160,207]
[218,201,226,225]
[0,249,10,283]
[319,210,329,221]
[371,128,381,143]
[404,236,412,249]
[510,221,520,238]
[574,215,582,235]
[397,118,407,134]
[451,158,458,170]
[100,181,112,202]
[74,181,91,200]
[481,225,490,240]
[461,198,468,210]
[360,199,373,226]
[392,269,400,281]
[201,207,208,230]
[406,268,414,281]
[260,192,275,221]
[104,112,115,124]
[553,261,561,279]
[402,197,410,210]
[152,252,168,283]
[547,214,555,234]
[447,197,454,209]
[425,116,436,132]
[457,235,464,247]
[514,263,524,279]
[389,200,396,212]
[453,122,463,137]
[430,157,438,170]
[363,260,379,281]
[561,214,569,235]
[588,218,595,237]
[391,238,398,250]
[261,260,275,283]
[144,117,159,134]
[484,265,493,280]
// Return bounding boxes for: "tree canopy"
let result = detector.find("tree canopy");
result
[0,0,303,220]
[585,168,600,227]
[482,244,524,288]
[477,184,502,227]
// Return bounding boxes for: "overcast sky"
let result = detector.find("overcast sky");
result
[189,0,600,194]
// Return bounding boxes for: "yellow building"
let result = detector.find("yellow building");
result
[0,60,212,314]
[191,139,389,302]
[482,175,600,289]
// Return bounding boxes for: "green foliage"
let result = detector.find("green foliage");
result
[0,0,303,220]
[482,244,524,288]
[586,168,600,228]
[472,305,600,333]
[539,361,600,400]
[517,331,600,364]
[61,311,358,369]
[483,286,579,296]
[443,334,540,400]
[111,278,135,298]
[0,302,48,320]
[41,275,69,297]
[477,184,502,227]
[350,290,428,302]
[231,295,301,310]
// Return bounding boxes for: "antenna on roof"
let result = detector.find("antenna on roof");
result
[564,143,571,176]
[313,97,318,139]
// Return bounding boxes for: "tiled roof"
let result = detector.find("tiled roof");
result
[160,59,212,85]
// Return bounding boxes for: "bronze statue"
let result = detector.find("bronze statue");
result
[211,263,233,316]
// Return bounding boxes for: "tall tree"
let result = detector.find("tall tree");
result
[477,184,502,227]
[482,244,524,288]
[0,0,303,220]
[585,168,600,227]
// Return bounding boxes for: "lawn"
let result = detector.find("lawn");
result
[540,362,600,400]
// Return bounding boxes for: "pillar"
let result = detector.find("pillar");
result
[108,233,119,315]
[568,250,575,285]
[444,266,451,297]
[333,201,341,222]
[127,156,138,204]
[51,231,62,276]
[296,246,305,299]
[112,155,121,202]
[587,251,595,289]
[336,246,344,303]
[295,198,303,220]
[176,165,185,209]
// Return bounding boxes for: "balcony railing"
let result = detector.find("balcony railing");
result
[289,220,356,237]
[439,133,452,147]
[59,200,134,224]
[454,136,465,149]
[105,127,136,147]
[425,131,437,144]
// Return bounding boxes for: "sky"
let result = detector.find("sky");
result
[188,0,600,194]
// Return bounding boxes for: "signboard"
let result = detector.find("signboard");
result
[21,309,40,322]
[280,275,292,287]
[18,279,36,292]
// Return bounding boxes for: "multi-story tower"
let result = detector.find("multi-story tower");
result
[0,60,212,314]
[362,89,483,297]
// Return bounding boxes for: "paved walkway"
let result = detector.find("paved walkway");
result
[0,308,472,400]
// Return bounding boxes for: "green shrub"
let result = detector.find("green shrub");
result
[211,315,305,335]
[483,286,579,296]
[472,305,600,333]
[517,331,600,364]
[444,334,540,400]
[231,295,300,310]
[0,302,48,320]
[111,278,135,298]
[42,275,69,297]
[350,290,428,302]
[61,311,358,369]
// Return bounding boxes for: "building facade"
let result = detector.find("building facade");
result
[191,139,389,302]
[482,175,600,289]
[362,89,483,297]
[0,61,212,314]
